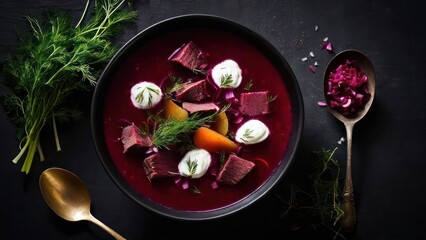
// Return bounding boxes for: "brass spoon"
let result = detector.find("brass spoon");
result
[39,167,126,240]
[323,50,376,232]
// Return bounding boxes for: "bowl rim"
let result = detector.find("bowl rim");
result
[91,13,304,220]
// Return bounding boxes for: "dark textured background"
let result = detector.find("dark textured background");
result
[1,0,425,239]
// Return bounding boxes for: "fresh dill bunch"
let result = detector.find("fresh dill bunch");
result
[0,0,137,174]
[278,147,345,238]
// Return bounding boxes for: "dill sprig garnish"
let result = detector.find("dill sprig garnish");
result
[278,147,346,239]
[241,128,254,143]
[267,93,277,103]
[220,73,233,87]
[0,0,136,173]
[219,151,226,170]
[151,112,215,150]
[135,87,160,108]
[164,74,184,97]
[186,158,198,176]
[193,68,207,75]
[148,105,229,150]
[191,186,201,194]
[244,79,254,90]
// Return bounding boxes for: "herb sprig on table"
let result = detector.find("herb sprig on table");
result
[0,0,136,173]
[278,147,346,239]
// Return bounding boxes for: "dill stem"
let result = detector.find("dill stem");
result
[76,0,91,28]
[21,135,38,174]
[45,59,73,85]
[52,115,61,151]
[12,140,29,164]
[12,118,41,164]
[94,0,126,39]
[77,26,107,36]
[37,141,45,162]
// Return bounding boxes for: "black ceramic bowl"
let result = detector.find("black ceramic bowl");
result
[91,14,304,220]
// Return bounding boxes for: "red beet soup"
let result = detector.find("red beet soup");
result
[102,27,292,211]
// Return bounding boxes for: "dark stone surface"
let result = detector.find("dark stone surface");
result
[1,0,425,239]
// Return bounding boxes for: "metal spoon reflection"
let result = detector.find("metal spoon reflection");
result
[323,49,376,232]
[39,167,126,240]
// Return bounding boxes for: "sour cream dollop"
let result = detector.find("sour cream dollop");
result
[235,119,270,145]
[178,149,212,179]
[130,81,163,109]
[211,59,242,89]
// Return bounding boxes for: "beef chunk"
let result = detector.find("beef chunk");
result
[216,154,255,185]
[175,79,210,102]
[168,41,208,71]
[182,102,219,114]
[143,151,180,182]
[239,91,271,116]
[121,124,153,154]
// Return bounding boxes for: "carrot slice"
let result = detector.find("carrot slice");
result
[164,99,188,121]
[210,111,229,135]
[193,127,237,153]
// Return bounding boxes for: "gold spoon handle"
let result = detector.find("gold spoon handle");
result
[88,214,126,240]
[339,122,357,232]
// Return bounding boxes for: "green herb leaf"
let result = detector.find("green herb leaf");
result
[186,157,198,176]
[244,79,254,90]
[220,73,233,87]
[164,74,184,97]
[241,128,254,143]
[267,93,277,103]
[191,186,201,194]
[193,68,207,75]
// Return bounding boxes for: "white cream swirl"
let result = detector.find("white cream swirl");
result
[235,119,270,145]
[178,149,212,179]
[130,81,162,109]
[211,59,242,89]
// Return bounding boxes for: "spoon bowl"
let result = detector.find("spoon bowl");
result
[39,167,126,240]
[323,49,376,232]
[324,49,376,122]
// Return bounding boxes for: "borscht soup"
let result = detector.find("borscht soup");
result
[97,19,297,213]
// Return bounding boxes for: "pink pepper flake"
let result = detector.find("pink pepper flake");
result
[211,181,219,189]
[309,65,316,73]
[326,42,333,52]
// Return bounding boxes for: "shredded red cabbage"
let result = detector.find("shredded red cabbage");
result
[326,60,371,117]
